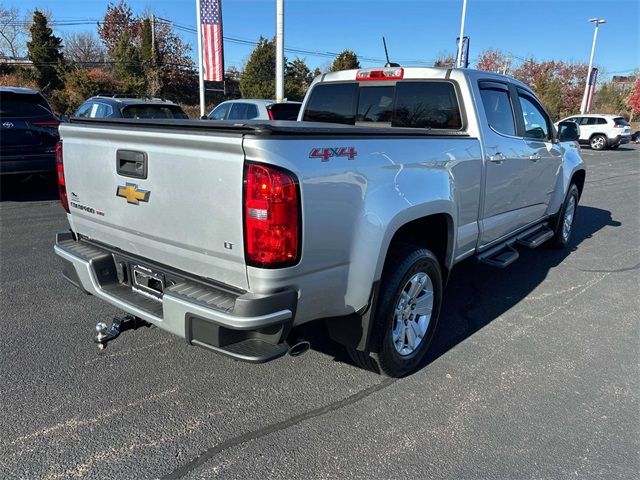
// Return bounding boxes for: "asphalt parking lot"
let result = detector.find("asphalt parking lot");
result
[1,144,638,479]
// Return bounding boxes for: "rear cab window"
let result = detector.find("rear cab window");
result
[303,80,463,130]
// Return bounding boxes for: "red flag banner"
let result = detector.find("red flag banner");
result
[200,0,224,82]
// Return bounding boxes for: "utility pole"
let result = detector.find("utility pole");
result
[455,0,468,68]
[275,0,284,102]
[151,15,156,57]
[580,18,606,114]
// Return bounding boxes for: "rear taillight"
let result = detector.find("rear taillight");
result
[613,124,624,128]
[267,108,275,120]
[56,141,69,213]
[244,163,300,267]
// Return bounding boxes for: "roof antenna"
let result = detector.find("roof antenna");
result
[382,37,401,67]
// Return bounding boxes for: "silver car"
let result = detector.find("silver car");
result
[206,99,301,121]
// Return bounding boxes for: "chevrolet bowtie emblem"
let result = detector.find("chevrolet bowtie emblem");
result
[116,183,150,205]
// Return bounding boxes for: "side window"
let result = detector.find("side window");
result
[585,117,598,126]
[228,103,249,120]
[479,87,516,136]
[94,103,111,118]
[246,104,259,119]
[518,94,550,140]
[208,103,230,120]
[597,118,607,125]
[302,83,358,125]
[75,102,93,118]
[578,117,589,125]
[392,81,462,129]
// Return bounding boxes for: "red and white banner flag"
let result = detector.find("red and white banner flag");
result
[200,0,224,82]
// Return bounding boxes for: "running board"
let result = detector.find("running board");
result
[517,226,554,248]
[478,245,519,268]
[477,222,550,268]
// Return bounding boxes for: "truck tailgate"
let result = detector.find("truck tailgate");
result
[60,123,248,290]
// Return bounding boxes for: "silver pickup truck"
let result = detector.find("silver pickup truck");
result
[55,67,585,377]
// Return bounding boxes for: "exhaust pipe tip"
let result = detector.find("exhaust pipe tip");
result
[288,339,310,357]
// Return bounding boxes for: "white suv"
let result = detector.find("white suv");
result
[555,114,632,150]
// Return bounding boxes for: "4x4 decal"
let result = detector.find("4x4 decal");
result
[309,147,358,162]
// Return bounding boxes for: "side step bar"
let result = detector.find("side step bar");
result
[478,223,553,268]
[517,226,554,248]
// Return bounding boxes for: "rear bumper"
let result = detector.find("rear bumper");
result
[608,134,631,147]
[54,231,297,362]
[0,153,56,175]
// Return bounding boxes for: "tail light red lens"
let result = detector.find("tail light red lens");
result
[244,163,300,267]
[56,141,69,212]
[613,124,623,128]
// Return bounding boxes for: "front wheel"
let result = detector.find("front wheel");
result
[550,183,579,248]
[590,134,607,150]
[348,245,442,377]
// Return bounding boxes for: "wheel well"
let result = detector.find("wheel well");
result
[387,214,452,278]
[589,132,607,140]
[571,170,586,198]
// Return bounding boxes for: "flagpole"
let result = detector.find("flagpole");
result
[456,0,467,68]
[275,0,284,102]
[195,0,206,117]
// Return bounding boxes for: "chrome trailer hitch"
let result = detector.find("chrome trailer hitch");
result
[94,315,149,350]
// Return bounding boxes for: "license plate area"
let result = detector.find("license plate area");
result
[131,264,165,299]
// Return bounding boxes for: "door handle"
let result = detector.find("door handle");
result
[529,153,541,161]
[488,152,506,164]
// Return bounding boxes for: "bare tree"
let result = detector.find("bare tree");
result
[0,5,27,58]
[63,31,106,64]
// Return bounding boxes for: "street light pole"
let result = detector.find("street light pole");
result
[580,18,606,114]
[456,0,468,68]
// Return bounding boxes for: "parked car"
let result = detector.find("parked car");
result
[631,130,640,143]
[206,99,302,121]
[73,95,189,119]
[554,114,632,150]
[55,67,585,377]
[0,86,59,176]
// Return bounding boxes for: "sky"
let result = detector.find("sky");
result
[10,0,640,77]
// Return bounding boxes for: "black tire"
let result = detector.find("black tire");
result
[611,144,619,150]
[590,134,607,150]
[550,183,579,249]
[348,244,442,377]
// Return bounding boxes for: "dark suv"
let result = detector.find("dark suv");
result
[0,86,60,175]
[74,95,189,119]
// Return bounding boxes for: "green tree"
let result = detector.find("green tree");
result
[26,10,63,91]
[111,32,145,94]
[330,50,360,72]
[285,58,312,101]
[240,37,276,98]
[592,82,629,116]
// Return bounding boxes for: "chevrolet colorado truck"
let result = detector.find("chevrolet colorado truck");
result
[54,67,585,377]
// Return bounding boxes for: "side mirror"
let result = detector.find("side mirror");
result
[558,121,580,142]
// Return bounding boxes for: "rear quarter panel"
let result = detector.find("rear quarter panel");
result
[243,135,482,324]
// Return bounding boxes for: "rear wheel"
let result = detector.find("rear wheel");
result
[550,183,579,248]
[348,245,442,377]
[590,134,607,150]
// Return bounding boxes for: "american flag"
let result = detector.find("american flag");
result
[200,0,224,82]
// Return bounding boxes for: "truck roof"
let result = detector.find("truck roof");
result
[316,67,533,93]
